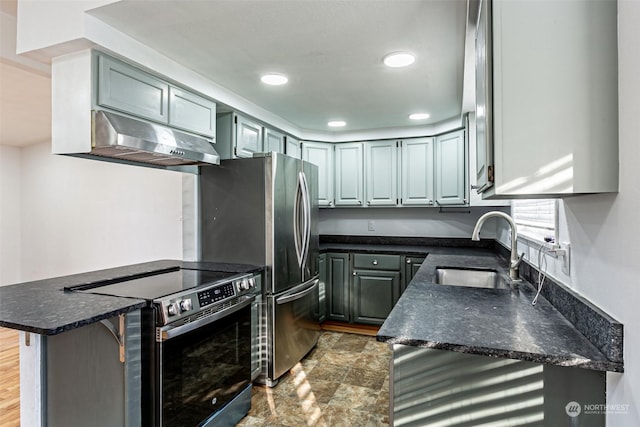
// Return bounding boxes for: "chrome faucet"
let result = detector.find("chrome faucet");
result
[472,211,524,281]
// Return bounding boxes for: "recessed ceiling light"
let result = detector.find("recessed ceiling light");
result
[328,120,346,128]
[383,52,416,68]
[261,73,288,86]
[409,112,431,120]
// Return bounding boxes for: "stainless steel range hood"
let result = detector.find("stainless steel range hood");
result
[92,110,220,166]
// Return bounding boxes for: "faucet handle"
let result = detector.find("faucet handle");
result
[512,252,525,268]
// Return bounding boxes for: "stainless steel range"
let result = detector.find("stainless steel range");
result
[68,267,260,427]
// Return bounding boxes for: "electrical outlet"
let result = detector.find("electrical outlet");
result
[368,220,375,231]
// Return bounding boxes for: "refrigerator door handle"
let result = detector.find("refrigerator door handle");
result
[276,278,319,305]
[300,171,311,267]
[293,172,306,268]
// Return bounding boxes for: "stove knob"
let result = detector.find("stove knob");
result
[180,298,193,312]
[240,278,250,290]
[167,302,181,317]
[248,277,255,289]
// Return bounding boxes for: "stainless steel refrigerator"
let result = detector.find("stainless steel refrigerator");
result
[199,152,320,386]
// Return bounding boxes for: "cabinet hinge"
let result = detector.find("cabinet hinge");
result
[234,115,238,124]
[488,165,495,183]
[234,147,238,157]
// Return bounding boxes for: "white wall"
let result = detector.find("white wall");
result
[0,146,22,285]
[319,206,505,238]
[4,141,184,284]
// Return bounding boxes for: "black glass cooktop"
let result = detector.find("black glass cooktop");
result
[74,268,241,300]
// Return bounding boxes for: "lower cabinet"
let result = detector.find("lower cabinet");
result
[326,253,350,322]
[324,252,422,326]
[402,256,426,293]
[352,269,400,325]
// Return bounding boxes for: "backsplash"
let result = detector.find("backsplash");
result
[319,206,508,238]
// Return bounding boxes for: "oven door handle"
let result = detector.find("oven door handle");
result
[276,278,318,305]
[157,295,254,342]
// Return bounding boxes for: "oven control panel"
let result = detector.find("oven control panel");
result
[157,273,258,325]
[198,282,236,308]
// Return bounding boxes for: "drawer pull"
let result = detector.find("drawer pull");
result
[406,259,412,264]
[372,260,378,265]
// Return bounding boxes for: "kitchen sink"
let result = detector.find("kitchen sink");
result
[434,267,511,289]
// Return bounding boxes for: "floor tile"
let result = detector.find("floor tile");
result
[343,367,386,389]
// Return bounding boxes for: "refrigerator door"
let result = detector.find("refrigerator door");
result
[302,161,320,281]
[271,154,304,294]
[269,277,320,381]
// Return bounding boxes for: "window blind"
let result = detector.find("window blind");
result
[512,199,557,243]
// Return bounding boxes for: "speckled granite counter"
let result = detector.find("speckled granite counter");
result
[0,260,263,335]
[377,250,624,372]
[320,235,494,256]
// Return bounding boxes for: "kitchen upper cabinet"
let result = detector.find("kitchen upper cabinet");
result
[435,130,466,206]
[334,142,364,206]
[97,54,169,124]
[168,87,216,137]
[235,115,263,158]
[302,141,334,207]
[285,136,301,159]
[263,127,285,154]
[96,53,216,138]
[325,253,350,322]
[365,140,398,206]
[216,113,263,159]
[476,0,618,198]
[400,137,434,206]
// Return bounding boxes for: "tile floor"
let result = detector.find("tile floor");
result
[238,331,391,427]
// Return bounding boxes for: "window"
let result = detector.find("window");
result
[512,199,558,243]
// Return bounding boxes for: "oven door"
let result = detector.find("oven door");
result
[156,296,253,427]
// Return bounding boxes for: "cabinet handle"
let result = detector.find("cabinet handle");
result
[372,260,378,265]
[358,201,362,205]
[367,201,371,206]
[329,201,334,207]
[406,259,412,264]
[353,272,357,276]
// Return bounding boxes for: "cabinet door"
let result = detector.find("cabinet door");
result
[400,137,434,206]
[168,87,216,137]
[402,256,425,293]
[334,142,364,206]
[435,130,466,206]
[326,253,350,322]
[235,115,263,158]
[97,55,169,123]
[302,141,334,207]
[263,127,285,153]
[475,0,494,194]
[318,253,327,323]
[365,140,398,206]
[352,270,401,325]
[286,136,301,159]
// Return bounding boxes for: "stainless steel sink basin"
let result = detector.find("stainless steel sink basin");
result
[434,267,510,289]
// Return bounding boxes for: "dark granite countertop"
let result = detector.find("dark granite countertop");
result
[320,235,494,256]
[377,250,624,372]
[0,260,264,335]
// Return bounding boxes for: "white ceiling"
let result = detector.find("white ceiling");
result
[0,0,469,147]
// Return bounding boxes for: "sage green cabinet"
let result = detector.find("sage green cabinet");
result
[334,142,364,206]
[435,130,466,205]
[263,127,285,154]
[325,253,350,322]
[97,54,169,124]
[96,53,216,138]
[402,256,426,292]
[365,140,398,206]
[302,141,334,207]
[400,137,434,206]
[168,87,216,137]
[216,113,263,159]
[286,136,301,159]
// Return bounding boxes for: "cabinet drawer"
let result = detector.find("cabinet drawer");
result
[353,253,400,270]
